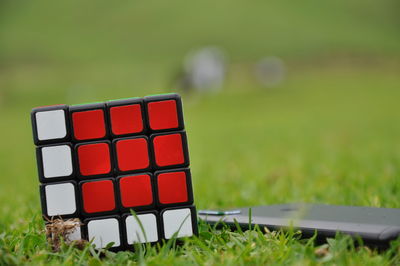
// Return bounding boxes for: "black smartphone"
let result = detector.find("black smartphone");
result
[198,203,400,247]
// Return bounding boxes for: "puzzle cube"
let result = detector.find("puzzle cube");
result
[31,93,197,251]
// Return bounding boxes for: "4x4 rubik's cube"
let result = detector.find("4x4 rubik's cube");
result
[31,94,197,251]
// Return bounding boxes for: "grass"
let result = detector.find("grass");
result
[2,216,399,265]
[1,64,399,265]
[0,0,400,264]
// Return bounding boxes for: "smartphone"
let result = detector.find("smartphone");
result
[198,203,400,247]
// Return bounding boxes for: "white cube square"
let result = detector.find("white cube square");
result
[67,224,82,241]
[162,208,193,239]
[87,218,120,249]
[35,109,67,141]
[45,182,76,216]
[125,213,158,244]
[41,145,73,178]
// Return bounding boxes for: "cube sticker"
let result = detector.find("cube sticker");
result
[76,142,112,177]
[40,182,78,218]
[36,144,74,182]
[80,179,117,216]
[118,174,154,211]
[70,103,108,142]
[68,225,82,241]
[151,132,189,168]
[31,93,197,251]
[145,94,184,132]
[36,110,67,140]
[162,207,196,239]
[155,168,193,207]
[123,213,159,244]
[86,217,121,249]
[108,98,145,137]
[31,105,70,145]
[114,137,150,173]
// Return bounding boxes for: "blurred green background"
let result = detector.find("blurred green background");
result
[0,0,399,234]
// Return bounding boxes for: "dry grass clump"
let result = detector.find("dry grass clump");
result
[45,218,87,251]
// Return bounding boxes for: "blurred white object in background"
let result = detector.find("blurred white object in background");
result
[254,56,286,88]
[183,46,227,93]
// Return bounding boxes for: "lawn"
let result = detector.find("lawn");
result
[0,0,400,264]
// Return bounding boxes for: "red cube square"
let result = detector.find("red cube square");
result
[77,141,112,177]
[118,174,154,210]
[151,131,189,168]
[71,105,107,141]
[114,137,150,173]
[81,179,116,215]
[109,103,144,136]
[156,169,193,206]
[145,94,183,132]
